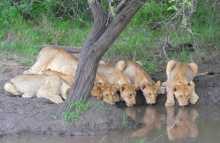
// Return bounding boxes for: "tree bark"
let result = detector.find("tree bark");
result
[65,0,147,106]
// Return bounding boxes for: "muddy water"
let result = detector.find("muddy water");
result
[1,105,220,143]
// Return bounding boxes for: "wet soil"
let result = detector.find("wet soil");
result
[0,54,220,137]
[0,55,137,136]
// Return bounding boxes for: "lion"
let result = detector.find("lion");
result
[97,63,131,85]
[91,82,121,105]
[24,47,108,84]
[102,84,121,105]
[165,60,199,107]
[115,60,161,104]
[97,64,137,106]
[166,107,199,141]
[24,47,78,77]
[4,71,70,104]
[91,82,106,100]
[120,84,137,107]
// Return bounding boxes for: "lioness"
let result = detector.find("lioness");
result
[24,47,108,84]
[24,47,78,74]
[115,60,161,104]
[4,72,70,104]
[165,60,199,107]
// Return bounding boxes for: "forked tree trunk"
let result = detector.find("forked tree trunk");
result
[65,0,147,106]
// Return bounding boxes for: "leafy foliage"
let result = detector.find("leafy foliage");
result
[0,0,219,70]
[64,100,91,122]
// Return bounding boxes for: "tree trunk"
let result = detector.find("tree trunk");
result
[65,0,147,106]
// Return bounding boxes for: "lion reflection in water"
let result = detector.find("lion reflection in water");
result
[125,106,199,141]
[125,107,161,137]
[166,107,199,141]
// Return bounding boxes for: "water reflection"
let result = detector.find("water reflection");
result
[166,107,199,141]
[125,107,161,138]
[125,106,200,142]
[3,105,220,143]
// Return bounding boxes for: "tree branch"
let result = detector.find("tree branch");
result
[65,0,148,104]
[84,0,109,48]
[93,0,147,57]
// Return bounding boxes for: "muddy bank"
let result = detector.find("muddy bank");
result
[0,57,139,136]
[0,55,220,136]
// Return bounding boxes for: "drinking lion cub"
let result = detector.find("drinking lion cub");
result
[165,60,199,107]
[115,60,161,104]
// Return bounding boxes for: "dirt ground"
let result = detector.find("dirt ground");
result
[0,53,220,136]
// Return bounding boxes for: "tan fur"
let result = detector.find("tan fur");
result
[115,60,161,104]
[97,64,131,85]
[102,84,121,105]
[4,72,70,104]
[165,60,199,107]
[166,107,199,141]
[91,82,105,100]
[120,84,136,107]
[97,63,138,106]
[24,47,78,77]
[24,47,108,85]
[91,82,121,105]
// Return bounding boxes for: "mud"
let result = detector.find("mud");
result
[0,54,220,136]
[0,56,137,136]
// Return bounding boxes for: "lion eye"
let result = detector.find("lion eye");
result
[188,82,191,86]
[142,85,146,89]
[173,88,177,91]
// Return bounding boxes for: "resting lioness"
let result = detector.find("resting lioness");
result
[4,71,70,104]
[24,47,78,75]
[115,60,161,104]
[165,60,199,107]
[24,47,108,84]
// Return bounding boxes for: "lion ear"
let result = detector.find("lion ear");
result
[115,60,126,71]
[166,60,177,76]
[188,62,198,76]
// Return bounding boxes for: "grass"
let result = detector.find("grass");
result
[0,0,219,72]
[63,100,91,122]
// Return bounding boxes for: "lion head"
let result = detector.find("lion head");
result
[120,84,136,107]
[173,81,194,106]
[141,81,160,104]
[91,82,106,100]
[102,84,121,105]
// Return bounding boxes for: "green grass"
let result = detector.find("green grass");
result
[63,100,91,122]
[0,0,219,72]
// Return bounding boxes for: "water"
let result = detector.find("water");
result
[1,105,220,143]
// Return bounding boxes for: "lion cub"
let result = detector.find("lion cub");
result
[115,60,160,104]
[97,64,137,107]
[165,60,199,107]
[91,82,121,105]
[4,71,70,104]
